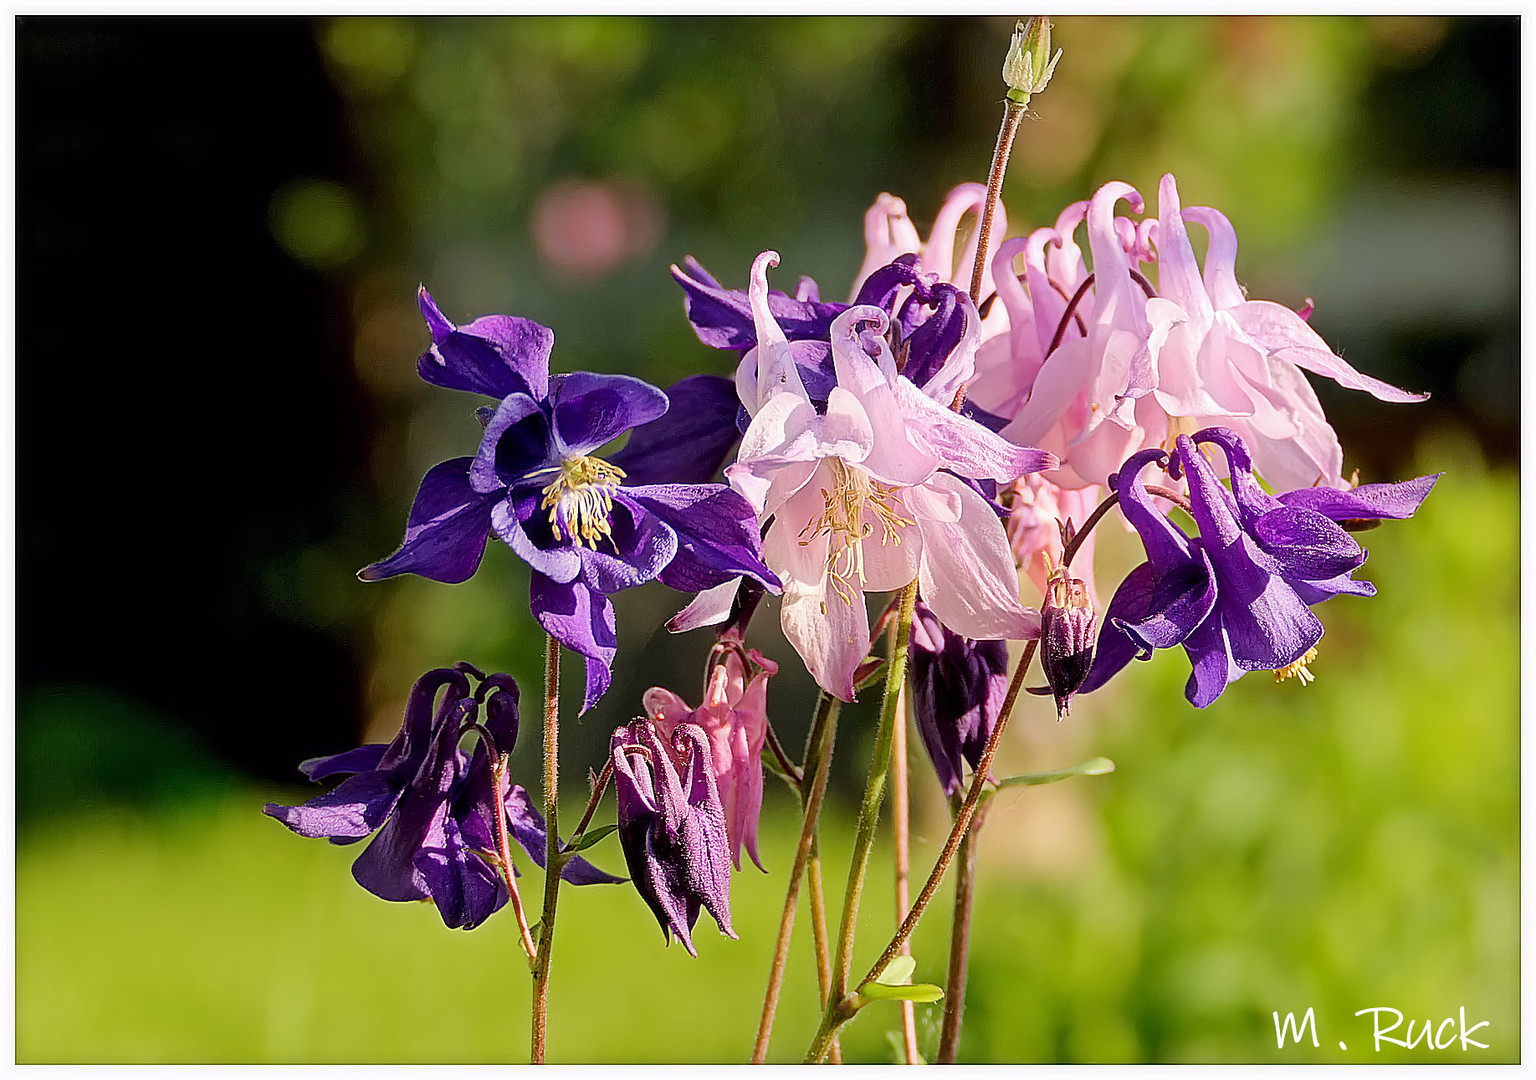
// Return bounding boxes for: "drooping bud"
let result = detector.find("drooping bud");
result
[908,600,1010,797]
[611,718,736,956]
[1038,568,1096,719]
[1002,17,1063,109]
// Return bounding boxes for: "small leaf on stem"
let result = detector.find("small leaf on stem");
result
[990,756,1115,792]
[568,823,619,853]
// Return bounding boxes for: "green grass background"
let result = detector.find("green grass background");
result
[18,434,1516,1063]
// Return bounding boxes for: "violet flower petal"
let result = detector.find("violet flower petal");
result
[529,572,618,715]
[358,459,496,584]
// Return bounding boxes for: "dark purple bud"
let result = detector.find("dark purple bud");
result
[1038,570,1097,720]
[908,600,1010,798]
[611,718,736,956]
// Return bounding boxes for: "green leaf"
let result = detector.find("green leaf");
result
[857,981,945,1004]
[569,824,619,852]
[872,955,916,986]
[991,756,1115,792]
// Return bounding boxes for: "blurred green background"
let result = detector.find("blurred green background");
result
[17,15,1518,1063]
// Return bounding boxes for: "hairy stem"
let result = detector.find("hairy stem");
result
[752,692,840,1063]
[530,635,560,1065]
[805,842,841,1065]
[891,679,920,1064]
[953,98,1027,412]
[491,754,539,963]
[937,797,989,1063]
[849,639,1040,1019]
[829,580,919,1005]
[966,99,1027,307]
[560,758,613,856]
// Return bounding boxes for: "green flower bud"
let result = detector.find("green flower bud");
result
[1002,17,1062,108]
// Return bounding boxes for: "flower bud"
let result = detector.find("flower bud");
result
[1003,17,1063,108]
[1039,569,1096,719]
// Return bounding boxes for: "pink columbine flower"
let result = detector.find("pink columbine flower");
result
[728,251,1054,700]
[976,175,1428,493]
[645,642,778,872]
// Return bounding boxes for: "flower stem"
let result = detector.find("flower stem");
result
[805,842,842,1065]
[809,578,918,1064]
[491,753,539,963]
[752,691,840,1063]
[936,795,988,1063]
[1060,484,1191,571]
[560,758,613,856]
[804,640,1041,1062]
[966,99,1027,307]
[891,678,920,1064]
[953,96,1025,412]
[530,634,561,1065]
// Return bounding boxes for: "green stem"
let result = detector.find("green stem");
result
[812,578,918,1061]
[530,635,561,1065]
[937,797,988,1063]
[804,639,1041,1063]
[751,692,840,1063]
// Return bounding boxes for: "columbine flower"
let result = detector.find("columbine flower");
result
[982,176,1429,493]
[727,252,1056,699]
[644,639,778,872]
[264,666,619,930]
[611,718,735,956]
[908,599,1012,797]
[1033,567,1097,720]
[1080,429,1438,707]
[359,288,779,713]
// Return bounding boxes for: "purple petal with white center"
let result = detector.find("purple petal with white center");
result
[573,496,678,594]
[416,286,553,401]
[530,572,618,714]
[493,489,583,585]
[549,372,669,458]
[359,459,496,584]
[470,394,550,494]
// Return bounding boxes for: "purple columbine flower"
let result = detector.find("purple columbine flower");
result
[359,288,780,713]
[908,599,1013,798]
[1080,429,1438,707]
[264,665,620,930]
[610,717,735,956]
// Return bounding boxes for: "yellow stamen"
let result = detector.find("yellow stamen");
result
[540,455,626,549]
[798,458,915,609]
[1274,646,1319,686]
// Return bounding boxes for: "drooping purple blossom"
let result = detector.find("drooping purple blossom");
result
[908,599,1013,798]
[610,718,736,956]
[359,289,779,713]
[264,665,620,930]
[1080,429,1438,707]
